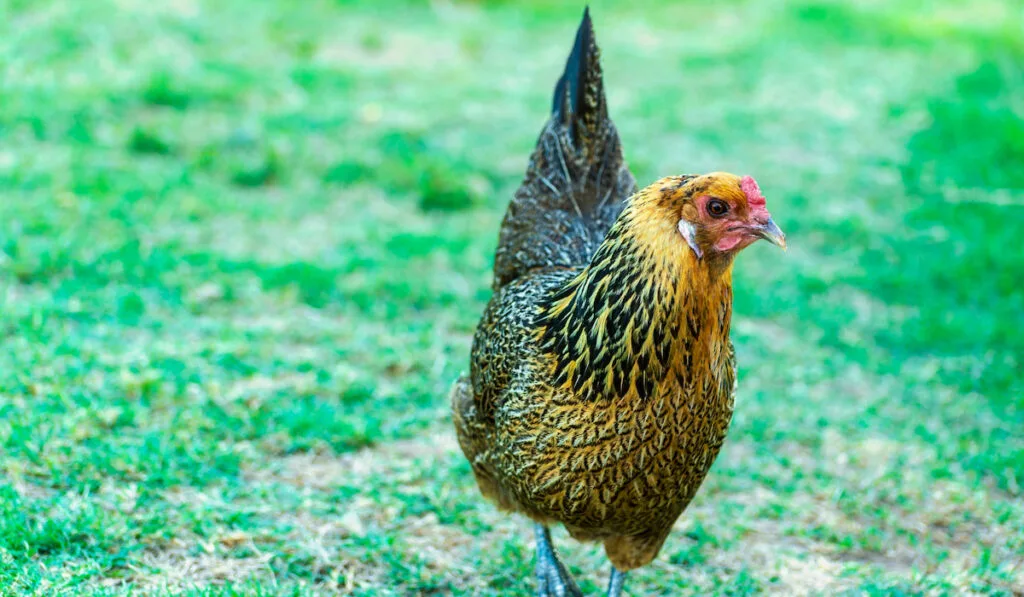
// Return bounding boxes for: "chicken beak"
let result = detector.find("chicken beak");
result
[755,217,787,250]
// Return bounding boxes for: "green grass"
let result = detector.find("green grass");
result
[1,0,1022,594]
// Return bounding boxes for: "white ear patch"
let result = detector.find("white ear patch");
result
[677,219,703,259]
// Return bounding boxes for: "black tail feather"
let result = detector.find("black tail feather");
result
[491,6,637,288]
[552,7,608,149]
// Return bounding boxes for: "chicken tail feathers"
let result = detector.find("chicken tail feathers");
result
[553,7,606,147]
[492,7,637,289]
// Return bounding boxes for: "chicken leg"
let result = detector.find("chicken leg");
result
[606,566,627,597]
[534,524,582,597]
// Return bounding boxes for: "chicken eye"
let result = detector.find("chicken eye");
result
[707,199,729,218]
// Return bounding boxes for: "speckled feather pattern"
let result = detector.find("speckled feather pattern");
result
[451,16,739,573]
[491,12,637,290]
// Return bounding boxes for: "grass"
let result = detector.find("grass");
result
[0,0,1022,594]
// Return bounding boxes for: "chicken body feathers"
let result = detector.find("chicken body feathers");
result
[455,191,738,570]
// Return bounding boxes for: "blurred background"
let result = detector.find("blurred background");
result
[0,0,1021,594]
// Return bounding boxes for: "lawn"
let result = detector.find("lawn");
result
[0,0,1022,594]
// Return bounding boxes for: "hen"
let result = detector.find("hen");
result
[451,9,786,596]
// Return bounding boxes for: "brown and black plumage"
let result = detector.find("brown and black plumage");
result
[451,9,786,596]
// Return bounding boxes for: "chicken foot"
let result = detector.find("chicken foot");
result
[534,524,583,597]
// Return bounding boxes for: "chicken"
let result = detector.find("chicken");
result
[451,9,786,596]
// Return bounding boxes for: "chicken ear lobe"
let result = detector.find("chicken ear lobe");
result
[677,219,703,259]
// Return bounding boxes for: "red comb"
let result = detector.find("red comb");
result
[741,176,765,206]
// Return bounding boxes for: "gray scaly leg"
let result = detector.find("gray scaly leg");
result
[607,565,627,597]
[534,523,582,597]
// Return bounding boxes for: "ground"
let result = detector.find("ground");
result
[0,0,1022,595]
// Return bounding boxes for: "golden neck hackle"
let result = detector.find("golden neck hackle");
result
[538,190,734,403]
